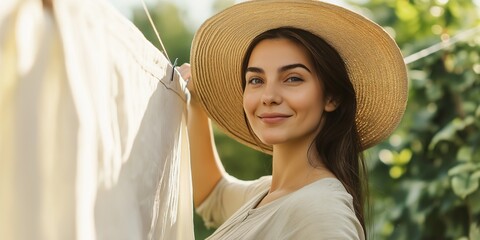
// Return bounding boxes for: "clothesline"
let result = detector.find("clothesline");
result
[404,25,480,65]
[140,0,170,62]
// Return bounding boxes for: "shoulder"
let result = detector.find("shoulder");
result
[243,175,272,199]
[220,175,272,204]
[288,178,353,205]
[287,178,356,217]
[278,178,364,239]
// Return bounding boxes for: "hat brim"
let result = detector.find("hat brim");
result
[191,0,408,154]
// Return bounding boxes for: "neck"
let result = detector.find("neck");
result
[269,141,334,193]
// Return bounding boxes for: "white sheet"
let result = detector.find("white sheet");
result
[0,0,193,239]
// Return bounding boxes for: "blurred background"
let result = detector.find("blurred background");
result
[111,0,480,239]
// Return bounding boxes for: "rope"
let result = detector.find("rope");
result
[139,0,170,62]
[404,25,480,65]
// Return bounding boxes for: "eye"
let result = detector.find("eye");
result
[285,76,303,83]
[247,77,263,85]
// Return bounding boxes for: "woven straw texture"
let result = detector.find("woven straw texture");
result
[191,0,408,154]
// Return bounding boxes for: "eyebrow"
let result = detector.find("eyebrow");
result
[246,63,312,74]
[280,63,312,73]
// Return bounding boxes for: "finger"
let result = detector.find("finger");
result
[179,63,192,80]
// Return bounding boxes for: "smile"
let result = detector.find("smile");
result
[257,113,292,124]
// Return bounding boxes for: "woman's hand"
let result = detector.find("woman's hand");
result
[179,63,202,108]
[179,63,196,96]
[178,63,191,83]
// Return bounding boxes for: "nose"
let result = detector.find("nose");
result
[261,82,281,106]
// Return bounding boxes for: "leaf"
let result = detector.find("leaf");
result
[429,118,465,150]
[472,170,480,180]
[457,147,473,162]
[395,149,412,165]
[448,163,478,176]
[451,174,480,199]
[389,166,406,179]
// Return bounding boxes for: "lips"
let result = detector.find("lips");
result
[257,113,292,124]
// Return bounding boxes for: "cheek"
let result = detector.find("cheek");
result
[295,92,325,122]
[243,92,257,120]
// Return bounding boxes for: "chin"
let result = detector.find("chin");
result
[257,135,289,146]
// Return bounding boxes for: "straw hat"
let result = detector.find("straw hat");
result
[190,0,408,153]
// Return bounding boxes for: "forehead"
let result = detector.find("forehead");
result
[247,38,312,67]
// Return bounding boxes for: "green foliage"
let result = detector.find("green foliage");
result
[351,0,480,239]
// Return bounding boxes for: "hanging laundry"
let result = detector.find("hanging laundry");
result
[0,0,193,239]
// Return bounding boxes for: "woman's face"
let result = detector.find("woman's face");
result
[243,38,336,147]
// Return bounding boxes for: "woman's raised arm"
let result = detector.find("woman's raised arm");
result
[179,63,225,208]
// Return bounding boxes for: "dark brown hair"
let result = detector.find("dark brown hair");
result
[241,27,368,237]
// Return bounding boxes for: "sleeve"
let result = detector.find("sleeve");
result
[196,175,271,229]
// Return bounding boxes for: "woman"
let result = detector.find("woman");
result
[180,1,408,239]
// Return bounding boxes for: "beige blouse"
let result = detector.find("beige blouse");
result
[197,176,365,240]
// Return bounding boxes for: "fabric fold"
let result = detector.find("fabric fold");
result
[0,0,193,239]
